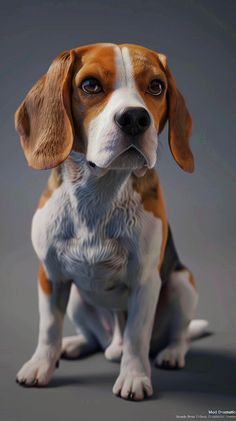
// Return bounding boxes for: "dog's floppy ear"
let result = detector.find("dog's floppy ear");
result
[15,50,75,169]
[158,54,194,173]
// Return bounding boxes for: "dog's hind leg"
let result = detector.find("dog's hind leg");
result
[154,268,198,369]
[62,284,113,359]
[61,334,98,359]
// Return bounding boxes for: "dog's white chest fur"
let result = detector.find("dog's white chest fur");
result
[32,155,162,309]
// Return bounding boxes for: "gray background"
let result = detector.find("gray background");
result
[0,0,236,420]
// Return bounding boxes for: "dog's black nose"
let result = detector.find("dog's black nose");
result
[114,107,151,135]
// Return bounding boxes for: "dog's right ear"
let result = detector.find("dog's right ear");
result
[157,53,194,173]
[15,50,75,169]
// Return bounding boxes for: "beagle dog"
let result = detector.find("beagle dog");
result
[15,43,208,401]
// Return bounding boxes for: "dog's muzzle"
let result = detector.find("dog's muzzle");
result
[86,107,156,177]
[87,144,148,177]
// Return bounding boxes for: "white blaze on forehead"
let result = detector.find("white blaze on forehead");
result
[114,46,136,90]
[112,45,147,107]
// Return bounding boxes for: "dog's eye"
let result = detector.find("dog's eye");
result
[147,79,164,96]
[80,78,103,94]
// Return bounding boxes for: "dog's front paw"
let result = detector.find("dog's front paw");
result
[112,372,153,401]
[16,346,59,387]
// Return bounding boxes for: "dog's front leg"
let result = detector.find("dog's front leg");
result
[16,264,71,386]
[113,272,161,400]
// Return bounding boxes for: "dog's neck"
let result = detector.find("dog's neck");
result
[62,152,132,223]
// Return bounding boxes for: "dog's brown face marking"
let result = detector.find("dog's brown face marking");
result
[71,44,117,152]
[71,43,167,150]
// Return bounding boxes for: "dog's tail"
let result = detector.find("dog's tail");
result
[187,319,209,340]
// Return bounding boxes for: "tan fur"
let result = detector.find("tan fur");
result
[188,271,196,289]
[38,263,52,295]
[15,51,75,169]
[165,64,194,172]
[71,44,117,153]
[132,169,168,268]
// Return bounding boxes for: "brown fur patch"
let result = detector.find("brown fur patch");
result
[71,44,116,152]
[38,263,52,295]
[132,169,168,268]
[15,51,75,170]
[188,271,196,289]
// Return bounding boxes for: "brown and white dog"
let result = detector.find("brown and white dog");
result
[15,43,208,400]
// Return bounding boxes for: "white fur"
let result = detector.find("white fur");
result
[66,283,113,350]
[32,153,162,306]
[27,151,163,397]
[16,282,70,385]
[31,145,163,294]
[113,271,161,400]
[115,46,136,89]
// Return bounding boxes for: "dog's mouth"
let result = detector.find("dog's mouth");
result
[87,145,149,177]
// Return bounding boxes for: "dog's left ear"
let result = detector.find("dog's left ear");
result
[158,54,194,173]
[15,50,75,169]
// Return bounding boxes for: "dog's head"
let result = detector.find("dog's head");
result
[15,43,193,175]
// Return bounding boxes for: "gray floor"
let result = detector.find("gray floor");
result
[1,0,236,420]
